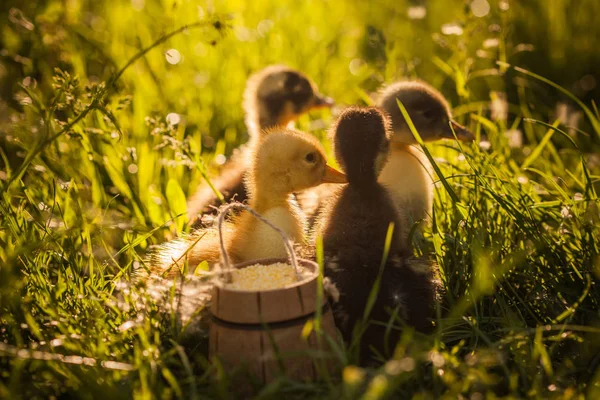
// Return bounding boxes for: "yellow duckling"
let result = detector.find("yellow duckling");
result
[187,65,333,225]
[377,81,473,231]
[152,129,346,275]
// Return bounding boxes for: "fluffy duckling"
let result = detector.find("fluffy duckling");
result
[315,107,436,363]
[152,129,346,275]
[187,65,333,224]
[377,81,473,230]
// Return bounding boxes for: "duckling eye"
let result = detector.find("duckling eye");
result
[305,152,317,163]
[421,109,435,120]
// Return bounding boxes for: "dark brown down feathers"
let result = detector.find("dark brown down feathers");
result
[315,107,436,364]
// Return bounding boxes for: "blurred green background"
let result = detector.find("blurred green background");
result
[1,0,600,398]
[2,0,599,235]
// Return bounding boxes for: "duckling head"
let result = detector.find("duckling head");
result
[248,129,346,203]
[332,107,392,186]
[244,65,334,138]
[377,81,473,145]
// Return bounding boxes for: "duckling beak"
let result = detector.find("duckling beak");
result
[446,120,475,141]
[322,164,347,184]
[312,95,335,109]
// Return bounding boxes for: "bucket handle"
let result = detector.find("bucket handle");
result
[217,202,300,282]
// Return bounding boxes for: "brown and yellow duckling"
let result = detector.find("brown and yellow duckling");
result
[187,65,333,225]
[377,81,473,230]
[314,107,436,364]
[152,129,346,275]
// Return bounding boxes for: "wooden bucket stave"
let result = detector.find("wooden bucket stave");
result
[209,300,336,382]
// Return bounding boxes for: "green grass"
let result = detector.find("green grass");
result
[1,0,600,398]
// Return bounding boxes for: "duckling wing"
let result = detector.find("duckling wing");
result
[358,255,437,363]
[374,255,438,333]
[146,226,227,278]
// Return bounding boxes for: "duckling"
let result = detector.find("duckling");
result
[152,129,346,275]
[187,65,333,225]
[314,107,435,363]
[377,81,473,231]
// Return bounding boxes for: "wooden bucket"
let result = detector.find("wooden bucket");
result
[208,203,336,382]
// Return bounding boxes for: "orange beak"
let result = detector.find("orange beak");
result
[447,120,475,141]
[312,94,335,109]
[322,164,347,184]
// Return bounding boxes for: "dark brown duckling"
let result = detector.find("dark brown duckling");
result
[187,65,333,225]
[314,107,436,364]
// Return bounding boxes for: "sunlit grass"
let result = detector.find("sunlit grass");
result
[1,0,600,398]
